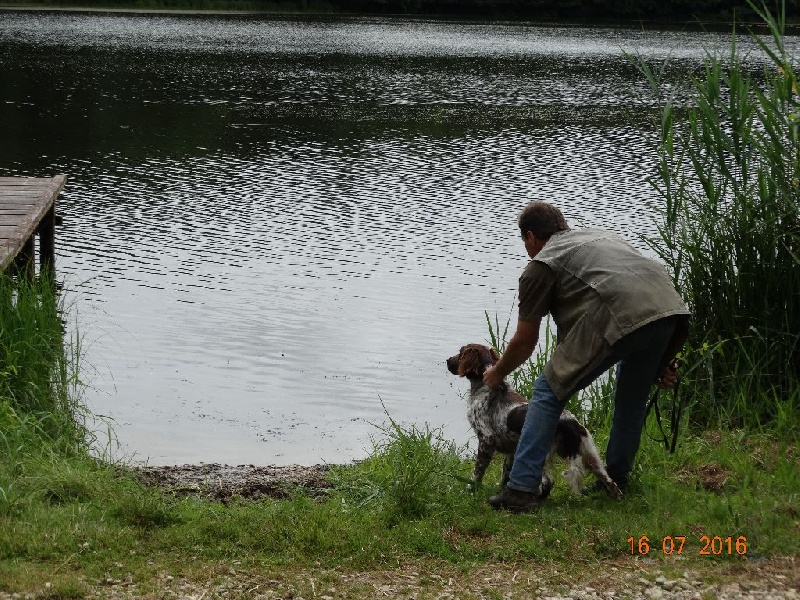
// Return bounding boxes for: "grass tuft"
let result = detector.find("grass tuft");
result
[331,411,472,524]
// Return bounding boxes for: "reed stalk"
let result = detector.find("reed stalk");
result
[635,1,799,431]
[0,274,84,453]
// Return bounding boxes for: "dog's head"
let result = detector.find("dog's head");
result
[446,344,500,381]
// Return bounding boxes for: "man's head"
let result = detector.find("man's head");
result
[518,202,570,258]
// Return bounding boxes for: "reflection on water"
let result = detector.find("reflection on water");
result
[1,12,791,465]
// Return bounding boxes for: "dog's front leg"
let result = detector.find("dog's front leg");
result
[471,437,495,490]
[500,454,514,488]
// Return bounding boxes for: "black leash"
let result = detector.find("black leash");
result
[647,372,683,454]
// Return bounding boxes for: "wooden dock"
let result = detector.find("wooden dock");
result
[0,175,65,277]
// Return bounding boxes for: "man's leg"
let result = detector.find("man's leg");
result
[489,373,563,511]
[491,316,680,509]
[497,338,635,502]
[505,373,563,494]
[605,318,678,490]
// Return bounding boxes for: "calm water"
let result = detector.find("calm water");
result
[1,11,791,465]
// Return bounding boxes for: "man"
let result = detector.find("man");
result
[483,201,690,512]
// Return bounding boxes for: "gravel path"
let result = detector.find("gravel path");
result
[2,557,797,599]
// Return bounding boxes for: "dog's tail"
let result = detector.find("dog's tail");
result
[561,458,585,495]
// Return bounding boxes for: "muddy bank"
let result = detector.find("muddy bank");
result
[132,463,335,501]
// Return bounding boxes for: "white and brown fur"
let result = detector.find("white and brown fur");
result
[446,343,622,499]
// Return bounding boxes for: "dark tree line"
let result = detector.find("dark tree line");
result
[332,0,798,21]
[14,0,799,22]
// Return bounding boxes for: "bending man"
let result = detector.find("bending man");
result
[483,201,689,512]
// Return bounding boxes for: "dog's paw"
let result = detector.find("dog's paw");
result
[538,472,554,500]
[605,480,624,500]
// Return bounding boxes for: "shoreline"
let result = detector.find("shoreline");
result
[131,462,336,501]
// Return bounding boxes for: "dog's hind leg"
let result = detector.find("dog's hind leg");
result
[539,470,554,499]
[579,437,623,499]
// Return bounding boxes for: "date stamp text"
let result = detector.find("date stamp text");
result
[627,535,748,556]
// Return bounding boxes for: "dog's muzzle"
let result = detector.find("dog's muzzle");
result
[446,355,460,374]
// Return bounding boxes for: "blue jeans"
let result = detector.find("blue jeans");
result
[507,316,679,494]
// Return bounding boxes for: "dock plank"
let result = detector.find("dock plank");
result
[0,175,66,272]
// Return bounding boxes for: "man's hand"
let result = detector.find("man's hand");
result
[658,359,679,389]
[483,365,505,389]
[483,318,541,390]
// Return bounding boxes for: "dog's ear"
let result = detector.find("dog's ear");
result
[457,345,499,378]
[489,346,500,363]
[457,346,483,377]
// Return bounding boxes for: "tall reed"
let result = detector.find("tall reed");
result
[635,1,799,430]
[0,274,83,453]
[484,309,555,400]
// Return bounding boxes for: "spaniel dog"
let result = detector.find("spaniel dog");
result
[446,343,622,500]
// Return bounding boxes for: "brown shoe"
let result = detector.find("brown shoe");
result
[488,487,544,513]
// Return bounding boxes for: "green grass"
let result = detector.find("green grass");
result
[0,420,797,594]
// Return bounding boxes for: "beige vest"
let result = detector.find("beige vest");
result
[533,229,690,400]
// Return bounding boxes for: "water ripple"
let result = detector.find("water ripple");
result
[1,13,773,464]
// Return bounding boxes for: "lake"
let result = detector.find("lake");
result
[0,10,791,465]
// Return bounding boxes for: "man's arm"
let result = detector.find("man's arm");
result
[483,317,541,388]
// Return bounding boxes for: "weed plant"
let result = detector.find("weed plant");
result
[330,412,472,524]
[0,274,85,515]
[634,1,800,431]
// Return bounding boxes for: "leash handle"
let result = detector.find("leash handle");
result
[647,372,682,454]
[668,373,683,453]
